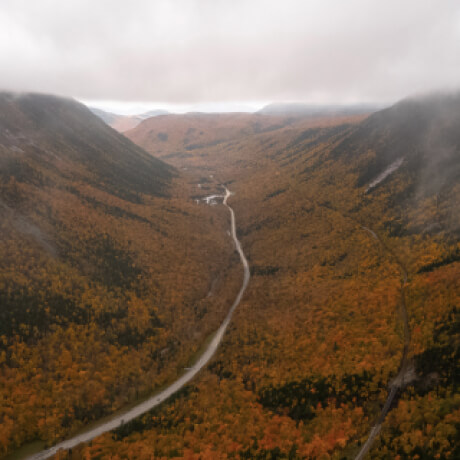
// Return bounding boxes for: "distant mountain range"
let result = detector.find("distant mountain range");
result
[258,102,383,116]
[89,102,383,133]
[88,103,381,133]
[89,106,169,132]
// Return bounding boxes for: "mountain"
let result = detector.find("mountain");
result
[0,92,233,456]
[258,102,381,117]
[336,93,460,196]
[89,106,170,132]
[0,93,173,201]
[137,109,169,119]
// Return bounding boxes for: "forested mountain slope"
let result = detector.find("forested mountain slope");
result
[334,93,460,229]
[0,93,173,199]
[0,93,236,456]
[124,112,366,166]
[85,94,460,459]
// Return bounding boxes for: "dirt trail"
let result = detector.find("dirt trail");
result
[355,227,413,460]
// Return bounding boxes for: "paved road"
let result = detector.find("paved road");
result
[27,186,250,460]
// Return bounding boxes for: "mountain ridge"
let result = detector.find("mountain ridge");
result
[258,102,382,116]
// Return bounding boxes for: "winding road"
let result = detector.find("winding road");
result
[27,186,250,460]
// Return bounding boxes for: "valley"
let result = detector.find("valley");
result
[1,92,459,459]
[2,1,459,458]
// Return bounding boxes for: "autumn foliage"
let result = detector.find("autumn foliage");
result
[1,93,459,459]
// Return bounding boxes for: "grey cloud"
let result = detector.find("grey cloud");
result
[1,0,459,105]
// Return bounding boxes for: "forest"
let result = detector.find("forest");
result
[0,93,238,457]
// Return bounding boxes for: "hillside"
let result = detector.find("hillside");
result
[0,93,236,456]
[81,93,459,459]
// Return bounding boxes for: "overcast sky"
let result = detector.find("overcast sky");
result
[1,0,459,113]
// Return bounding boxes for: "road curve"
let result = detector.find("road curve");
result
[27,186,250,460]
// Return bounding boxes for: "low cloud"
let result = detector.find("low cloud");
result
[1,0,459,105]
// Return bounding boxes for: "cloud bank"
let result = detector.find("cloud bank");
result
[1,0,459,105]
